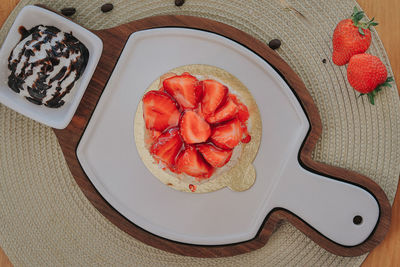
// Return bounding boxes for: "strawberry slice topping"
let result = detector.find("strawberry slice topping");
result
[198,144,233,168]
[206,96,238,124]
[158,72,176,91]
[143,73,253,180]
[241,123,251,143]
[179,110,211,144]
[200,80,228,116]
[142,90,180,131]
[176,145,213,179]
[230,93,249,122]
[237,103,250,122]
[150,128,183,169]
[163,73,201,109]
[146,129,162,145]
[211,118,243,149]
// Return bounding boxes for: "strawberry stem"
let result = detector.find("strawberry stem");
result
[351,6,378,36]
[367,92,376,105]
[363,77,393,105]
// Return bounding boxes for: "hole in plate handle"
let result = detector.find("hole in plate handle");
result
[353,215,363,225]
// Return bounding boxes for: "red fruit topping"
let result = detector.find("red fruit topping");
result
[211,118,242,149]
[144,73,253,180]
[229,93,238,103]
[189,184,197,192]
[200,80,228,116]
[158,72,176,90]
[198,144,233,168]
[150,128,183,169]
[163,73,201,109]
[332,7,377,66]
[176,146,213,179]
[146,129,162,145]
[242,134,251,143]
[142,90,180,131]
[229,93,249,122]
[237,103,250,122]
[180,110,211,144]
[241,124,251,143]
[206,96,238,124]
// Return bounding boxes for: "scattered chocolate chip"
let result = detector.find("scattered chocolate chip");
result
[322,58,327,64]
[268,39,281,50]
[60,7,76,17]
[101,3,114,13]
[175,0,185,7]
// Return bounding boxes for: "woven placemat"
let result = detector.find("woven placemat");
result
[1,0,399,266]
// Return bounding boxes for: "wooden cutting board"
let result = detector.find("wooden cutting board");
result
[52,14,391,258]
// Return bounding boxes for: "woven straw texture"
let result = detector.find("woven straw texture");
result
[1,0,399,266]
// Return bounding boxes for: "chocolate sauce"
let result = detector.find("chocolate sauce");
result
[18,26,29,39]
[7,25,89,108]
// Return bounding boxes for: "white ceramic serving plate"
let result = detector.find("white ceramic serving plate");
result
[0,5,102,129]
[77,28,379,246]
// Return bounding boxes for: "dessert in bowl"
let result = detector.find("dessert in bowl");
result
[0,5,102,129]
[7,25,89,108]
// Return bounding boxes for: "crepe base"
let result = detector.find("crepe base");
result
[134,64,262,193]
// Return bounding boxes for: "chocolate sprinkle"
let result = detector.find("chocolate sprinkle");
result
[175,0,185,7]
[268,39,281,50]
[322,58,327,64]
[60,7,76,17]
[101,3,114,13]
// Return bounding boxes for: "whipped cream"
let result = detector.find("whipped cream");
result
[7,25,89,108]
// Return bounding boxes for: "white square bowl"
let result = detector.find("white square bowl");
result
[0,5,103,129]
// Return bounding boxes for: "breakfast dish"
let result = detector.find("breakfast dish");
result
[7,25,89,108]
[134,64,261,193]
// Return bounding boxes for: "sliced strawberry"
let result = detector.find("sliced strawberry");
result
[229,93,238,103]
[180,110,211,144]
[206,96,238,124]
[237,103,250,122]
[146,129,162,145]
[197,144,233,168]
[142,90,180,131]
[176,145,213,179]
[241,124,251,143]
[210,118,242,149]
[242,134,251,143]
[150,128,183,169]
[163,74,201,109]
[229,93,249,122]
[200,80,228,116]
[158,72,176,90]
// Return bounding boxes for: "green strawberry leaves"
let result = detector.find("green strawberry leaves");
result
[351,6,378,36]
[360,77,394,105]
[352,7,365,25]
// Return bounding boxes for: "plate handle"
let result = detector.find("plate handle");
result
[271,161,380,246]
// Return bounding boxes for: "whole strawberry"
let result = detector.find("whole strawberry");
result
[332,7,378,66]
[347,54,393,104]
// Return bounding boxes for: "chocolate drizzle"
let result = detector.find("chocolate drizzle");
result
[7,25,89,108]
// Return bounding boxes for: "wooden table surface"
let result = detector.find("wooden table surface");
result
[0,0,398,266]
